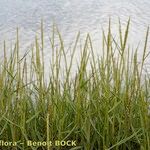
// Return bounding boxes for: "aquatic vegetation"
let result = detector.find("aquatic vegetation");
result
[0,20,150,150]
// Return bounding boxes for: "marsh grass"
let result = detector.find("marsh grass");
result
[0,20,150,150]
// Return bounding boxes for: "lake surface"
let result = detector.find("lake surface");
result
[0,0,150,64]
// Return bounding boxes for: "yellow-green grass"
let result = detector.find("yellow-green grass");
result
[0,19,150,150]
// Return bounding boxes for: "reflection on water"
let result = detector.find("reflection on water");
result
[0,0,150,57]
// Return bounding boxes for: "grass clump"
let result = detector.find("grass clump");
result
[0,20,150,150]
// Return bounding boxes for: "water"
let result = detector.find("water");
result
[0,0,150,64]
